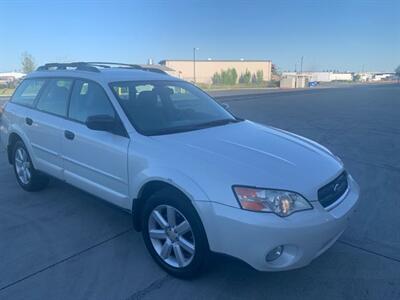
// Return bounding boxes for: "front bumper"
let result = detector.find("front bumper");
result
[196,175,360,271]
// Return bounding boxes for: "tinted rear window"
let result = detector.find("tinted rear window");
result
[36,79,73,117]
[11,79,46,107]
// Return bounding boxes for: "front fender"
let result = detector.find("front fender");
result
[128,166,212,231]
[131,166,211,206]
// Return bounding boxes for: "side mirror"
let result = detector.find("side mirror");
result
[222,103,230,110]
[86,115,116,132]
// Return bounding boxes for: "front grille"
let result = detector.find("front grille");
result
[318,171,348,208]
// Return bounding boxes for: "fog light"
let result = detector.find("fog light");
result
[266,246,284,262]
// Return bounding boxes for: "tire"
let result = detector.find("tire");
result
[13,140,49,192]
[142,188,210,278]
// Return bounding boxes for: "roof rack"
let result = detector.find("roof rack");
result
[37,62,100,73]
[86,62,142,69]
[87,62,168,74]
[139,67,168,75]
[36,62,168,75]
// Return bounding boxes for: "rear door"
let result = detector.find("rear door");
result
[28,78,73,178]
[3,79,46,165]
[61,79,130,208]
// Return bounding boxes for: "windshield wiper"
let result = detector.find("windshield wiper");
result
[147,118,242,136]
[192,118,241,129]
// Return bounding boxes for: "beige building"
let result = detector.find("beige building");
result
[159,60,272,84]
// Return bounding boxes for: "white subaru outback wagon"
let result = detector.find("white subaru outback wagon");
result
[0,62,359,278]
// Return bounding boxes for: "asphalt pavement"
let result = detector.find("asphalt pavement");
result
[0,97,8,108]
[0,84,399,299]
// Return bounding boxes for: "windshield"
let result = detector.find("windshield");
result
[110,80,239,135]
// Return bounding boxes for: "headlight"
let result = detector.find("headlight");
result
[233,186,312,217]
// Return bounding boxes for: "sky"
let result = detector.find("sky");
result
[0,0,399,73]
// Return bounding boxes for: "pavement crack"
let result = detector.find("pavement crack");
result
[338,240,400,263]
[125,274,171,300]
[0,227,133,292]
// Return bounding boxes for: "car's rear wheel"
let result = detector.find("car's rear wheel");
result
[13,140,49,191]
[142,188,209,278]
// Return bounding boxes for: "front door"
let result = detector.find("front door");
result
[61,79,130,208]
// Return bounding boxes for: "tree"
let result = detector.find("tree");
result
[256,70,264,83]
[212,68,238,85]
[212,72,222,85]
[231,68,238,84]
[221,68,237,85]
[21,52,36,73]
[239,69,251,84]
[271,64,280,76]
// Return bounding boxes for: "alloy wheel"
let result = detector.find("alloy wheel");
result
[14,147,31,185]
[148,205,196,268]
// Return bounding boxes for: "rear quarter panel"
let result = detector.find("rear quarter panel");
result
[0,103,38,167]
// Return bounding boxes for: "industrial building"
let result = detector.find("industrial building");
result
[371,73,394,81]
[330,73,353,81]
[159,59,272,84]
[282,71,353,83]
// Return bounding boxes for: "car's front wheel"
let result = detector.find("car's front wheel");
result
[13,140,49,191]
[142,188,209,278]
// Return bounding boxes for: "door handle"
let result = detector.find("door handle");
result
[64,130,75,140]
[25,117,33,126]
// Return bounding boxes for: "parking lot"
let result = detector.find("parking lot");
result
[0,84,399,300]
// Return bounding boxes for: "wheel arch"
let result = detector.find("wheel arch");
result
[132,177,209,232]
[7,132,23,164]
[6,126,38,166]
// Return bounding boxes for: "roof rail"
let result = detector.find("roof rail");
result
[86,62,143,69]
[87,62,168,74]
[139,67,168,75]
[36,62,169,75]
[37,62,100,73]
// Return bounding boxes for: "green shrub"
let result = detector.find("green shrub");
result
[212,72,222,85]
[256,70,264,83]
[251,74,257,84]
[212,68,238,85]
[239,69,251,84]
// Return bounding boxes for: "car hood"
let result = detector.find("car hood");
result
[150,120,344,202]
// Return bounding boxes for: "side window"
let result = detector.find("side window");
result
[36,79,72,116]
[69,80,115,123]
[11,79,46,107]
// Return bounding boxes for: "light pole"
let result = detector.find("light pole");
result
[193,47,199,83]
[300,56,304,75]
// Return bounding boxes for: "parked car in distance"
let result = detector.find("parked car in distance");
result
[0,62,360,278]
